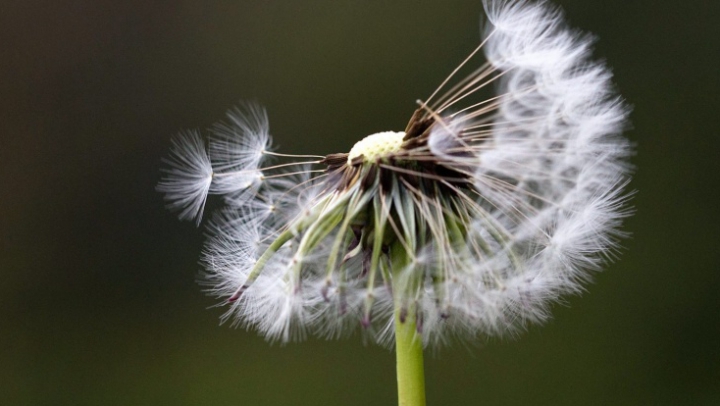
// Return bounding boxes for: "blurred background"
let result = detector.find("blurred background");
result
[2,0,718,405]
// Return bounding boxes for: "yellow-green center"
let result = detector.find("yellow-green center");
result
[348,131,405,164]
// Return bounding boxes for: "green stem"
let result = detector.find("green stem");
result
[394,306,426,406]
[391,243,426,406]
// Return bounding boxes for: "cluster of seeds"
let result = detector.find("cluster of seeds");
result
[159,0,631,345]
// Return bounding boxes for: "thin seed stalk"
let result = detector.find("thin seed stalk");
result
[391,243,426,406]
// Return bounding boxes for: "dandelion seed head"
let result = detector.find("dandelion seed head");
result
[159,0,633,346]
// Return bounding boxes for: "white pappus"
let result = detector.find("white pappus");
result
[158,0,633,346]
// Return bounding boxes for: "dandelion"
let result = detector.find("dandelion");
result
[158,1,632,404]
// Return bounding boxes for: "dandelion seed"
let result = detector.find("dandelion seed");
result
[157,130,213,226]
[159,1,633,404]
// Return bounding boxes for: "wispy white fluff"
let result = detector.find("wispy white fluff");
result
[157,103,272,225]
[158,0,632,345]
[209,103,271,199]
[210,103,270,173]
[157,130,213,225]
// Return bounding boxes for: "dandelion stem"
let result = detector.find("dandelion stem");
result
[392,244,426,406]
[394,305,426,406]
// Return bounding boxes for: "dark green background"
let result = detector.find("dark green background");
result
[2,1,718,405]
